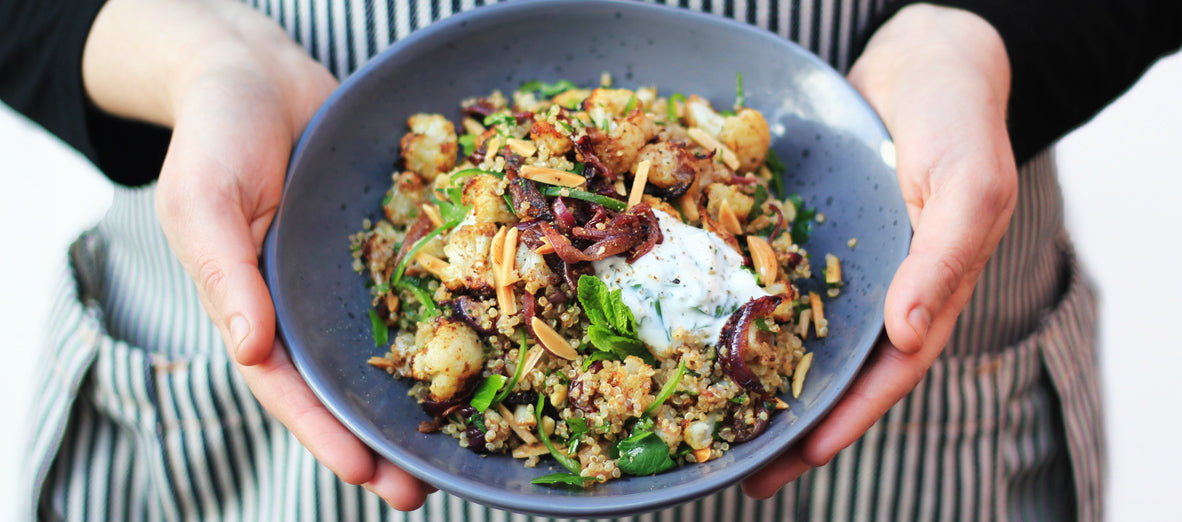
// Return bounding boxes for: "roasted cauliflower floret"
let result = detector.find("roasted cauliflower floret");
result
[705,182,755,222]
[411,318,485,401]
[529,120,574,159]
[718,108,771,173]
[382,171,428,226]
[440,222,497,293]
[462,174,516,224]
[582,88,636,118]
[587,109,658,176]
[400,114,458,181]
[682,95,725,136]
[635,140,705,194]
[515,243,558,294]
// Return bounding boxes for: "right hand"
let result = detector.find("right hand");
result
[82,0,433,510]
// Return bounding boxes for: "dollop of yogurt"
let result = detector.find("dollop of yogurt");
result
[592,209,768,358]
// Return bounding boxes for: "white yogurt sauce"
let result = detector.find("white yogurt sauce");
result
[592,210,768,358]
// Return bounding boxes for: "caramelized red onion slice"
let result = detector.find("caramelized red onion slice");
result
[538,204,663,264]
[716,295,783,397]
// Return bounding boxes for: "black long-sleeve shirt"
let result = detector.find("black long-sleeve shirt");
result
[2,0,1180,185]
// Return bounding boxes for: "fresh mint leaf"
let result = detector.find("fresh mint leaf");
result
[578,275,611,326]
[615,430,675,476]
[470,374,507,412]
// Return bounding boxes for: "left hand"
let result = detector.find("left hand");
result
[742,4,1018,496]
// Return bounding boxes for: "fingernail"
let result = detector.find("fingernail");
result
[229,315,250,353]
[907,306,931,339]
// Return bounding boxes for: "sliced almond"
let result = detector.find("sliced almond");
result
[506,138,538,158]
[413,251,450,279]
[717,199,744,235]
[519,165,586,187]
[627,159,652,209]
[797,308,812,338]
[499,226,520,286]
[825,253,843,285]
[534,235,556,255]
[679,190,701,223]
[687,127,740,171]
[773,397,790,410]
[531,317,578,360]
[421,203,444,228]
[747,236,779,287]
[490,225,508,268]
[496,403,538,445]
[692,447,714,463]
[484,136,502,161]
[809,291,828,338]
[497,283,517,316]
[461,117,486,136]
[511,443,551,459]
[520,344,546,377]
[792,352,814,399]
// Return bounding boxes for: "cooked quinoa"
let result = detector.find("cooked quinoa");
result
[354,79,838,486]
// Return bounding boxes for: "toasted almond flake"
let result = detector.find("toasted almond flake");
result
[499,226,520,286]
[534,236,556,255]
[367,356,396,371]
[679,191,700,223]
[413,251,450,279]
[520,345,546,376]
[627,159,651,209]
[490,225,508,268]
[511,443,550,459]
[692,448,714,463]
[809,291,828,338]
[687,127,740,171]
[519,165,585,187]
[531,317,577,360]
[747,236,778,287]
[485,137,502,160]
[792,352,814,399]
[496,403,538,444]
[797,308,812,338]
[825,253,843,285]
[718,199,744,235]
[462,117,486,136]
[506,138,537,158]
[773,397,790,410]
[421,203,444,228]
[497,284,517,316]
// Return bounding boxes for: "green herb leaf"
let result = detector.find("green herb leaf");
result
[536,395,581,475]
[577,276,654,364]
[614,430,675,476]
[539,186,626,211]
[764,149,786,197]
[787,193,816,244]
[667,93,686,123]
[624,94,637,115]
[748,183,769,221]
[519,79,579,98]
[735,73,746,109]
[470,374,507,412]
[395,276,439,320]
[459,134,477,157]
[531,472,590,487]
[644,359,686,416]
[368,309,389,347]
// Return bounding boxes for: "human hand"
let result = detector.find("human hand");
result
[82,0,433,509]
[743,4,1018,496]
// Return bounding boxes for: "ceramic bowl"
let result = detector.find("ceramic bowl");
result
[263,0,908,517]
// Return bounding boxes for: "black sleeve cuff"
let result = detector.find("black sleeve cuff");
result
[0,0,170,186]
[862,1,1182,165]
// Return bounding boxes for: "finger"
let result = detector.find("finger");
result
[235,341,378,486]
[882,159,1015,354]
[156,102,287,366]
[363,459,435,512]
[740,448,810,499]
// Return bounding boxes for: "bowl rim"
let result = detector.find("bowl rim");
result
[264,0,902,517]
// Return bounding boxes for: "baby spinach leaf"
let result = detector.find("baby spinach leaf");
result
[531,472,591,487]
[368,309,389,347]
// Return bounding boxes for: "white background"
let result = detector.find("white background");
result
[2,53,1179,521]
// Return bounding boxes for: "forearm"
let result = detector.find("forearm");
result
[883,0,1182,164]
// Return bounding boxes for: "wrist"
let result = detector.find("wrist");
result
[850,4,1011,128]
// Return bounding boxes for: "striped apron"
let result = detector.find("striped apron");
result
[27,1,1103,520]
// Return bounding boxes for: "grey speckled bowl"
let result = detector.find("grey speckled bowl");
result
[263,0,908,517]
